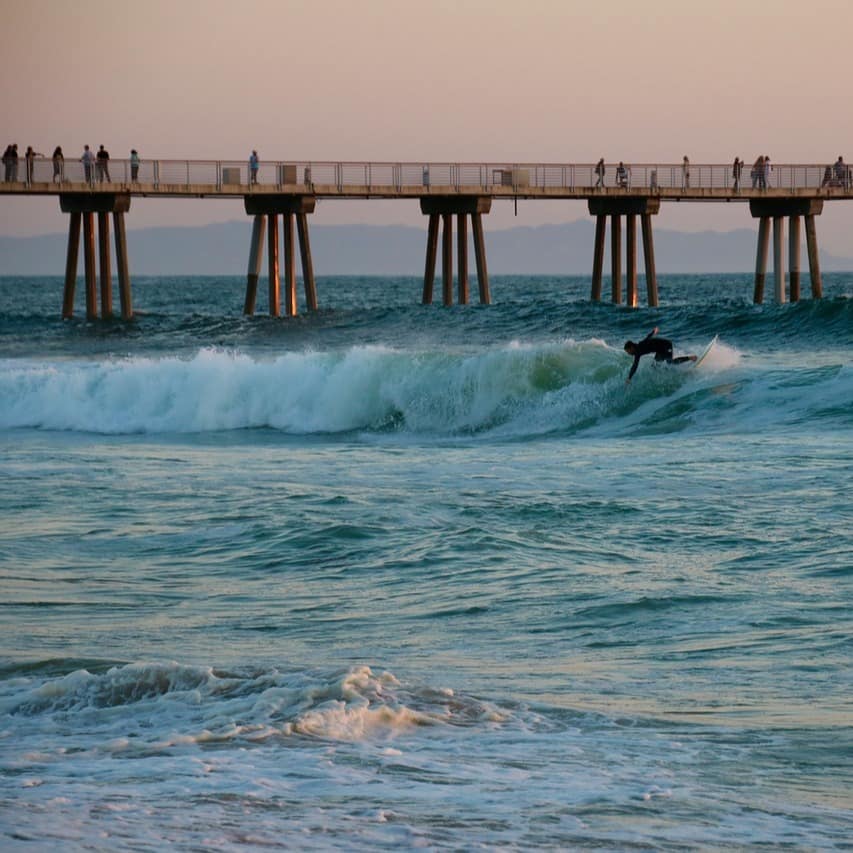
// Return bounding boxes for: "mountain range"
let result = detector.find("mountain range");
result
[1,220,852,275]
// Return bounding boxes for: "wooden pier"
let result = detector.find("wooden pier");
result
[2,158,851,317]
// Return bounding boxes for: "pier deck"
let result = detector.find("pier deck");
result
[2,159,848,317]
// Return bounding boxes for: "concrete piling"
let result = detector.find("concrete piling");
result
[284,212,297,317]
[589,198,659,307]
[442,213,453,307]
[113,212,132,320]
[98,211,112,318]
[62,212,81,320]
[457,213,469,305]
[640,213,658,307]
[789,215,801,303]
[83,212,97,321]
[610,215,622,304]
[267,213,280,316]
[773,216,786,304]
[750,199,824,304]
[244,195,317,316]
[805,214,822,298]
[244,214,266,315]
[421,197,492,306]
[59,194,132,320]
[626,214,638,308]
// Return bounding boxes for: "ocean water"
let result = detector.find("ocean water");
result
[1,272,851,850]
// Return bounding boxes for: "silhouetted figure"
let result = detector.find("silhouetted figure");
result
[595,157,605,188]
[130,149,140,182]
[732,157,742,191]
[96,145,111,182]
[752,155,764,189]
[834,156,847,188]
[52,146,64,183]
[624,327,696,384]
[25,146,42,183]
[2,144,16,182]
[82,145,95,183]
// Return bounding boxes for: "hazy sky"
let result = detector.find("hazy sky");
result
[3,0,853,250]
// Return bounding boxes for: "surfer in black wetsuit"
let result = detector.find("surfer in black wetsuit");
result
[624,327,696,383]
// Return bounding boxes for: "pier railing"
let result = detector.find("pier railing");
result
[3,158,852,194]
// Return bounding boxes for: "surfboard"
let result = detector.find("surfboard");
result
[693,335,718,368]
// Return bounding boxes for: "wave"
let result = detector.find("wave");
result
[0,661,509,745]
[0,340,849,438]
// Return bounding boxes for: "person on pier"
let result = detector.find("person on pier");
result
[52,146,64,183]
[81,145,95,183]
[616,161,628,188]
[96,145,111,182]
[624,327,696,384]
[682,156,690,188]
[833,156,847,188]
[732,157,742,191]
[3,144,18,182]
[751,155,764,189]
[130,149,140,182]
[595,158,605,188]
[24,146,42,183]
[249,150,259,184]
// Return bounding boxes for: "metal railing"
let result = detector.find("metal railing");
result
[2,157,851,193]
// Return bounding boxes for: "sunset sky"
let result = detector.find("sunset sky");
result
[3,0,853,251]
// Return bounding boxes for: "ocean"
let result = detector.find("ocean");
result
[1,272,851,850]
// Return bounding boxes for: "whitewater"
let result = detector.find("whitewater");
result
[1,273,851,850]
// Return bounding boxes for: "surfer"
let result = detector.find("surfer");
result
[624,327,696,383]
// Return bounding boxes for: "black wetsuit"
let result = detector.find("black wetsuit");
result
[627,331,683,380]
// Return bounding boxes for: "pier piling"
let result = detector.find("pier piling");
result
[750,199,823,303]
[457,213,469,305]
[98,212,113,318]
[244,214,266,315]
[591,215,606,302]
[244,195,317,316]
[626,214,638,308]
[442,213,453,307]
[83,213,97,321]
[610,215,622,304]
[422,213,439,305]
[114,212,132,320]
[420,197,492,306]
[62,212,81,320]
[588,198,660,307]
[805,214,822,298]
[640,213,658,307]
[789,216,801,303]
[773,217,786,304]
[267,213,280,316]
[59,194,132,320]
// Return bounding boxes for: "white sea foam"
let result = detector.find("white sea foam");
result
[1,339,848,440]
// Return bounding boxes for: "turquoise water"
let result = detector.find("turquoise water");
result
[1,274,851,849]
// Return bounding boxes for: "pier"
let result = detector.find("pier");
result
[2,158,851,318]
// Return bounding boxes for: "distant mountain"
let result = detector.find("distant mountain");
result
[1,220,852,275]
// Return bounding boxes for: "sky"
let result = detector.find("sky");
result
[2,0,853,252]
